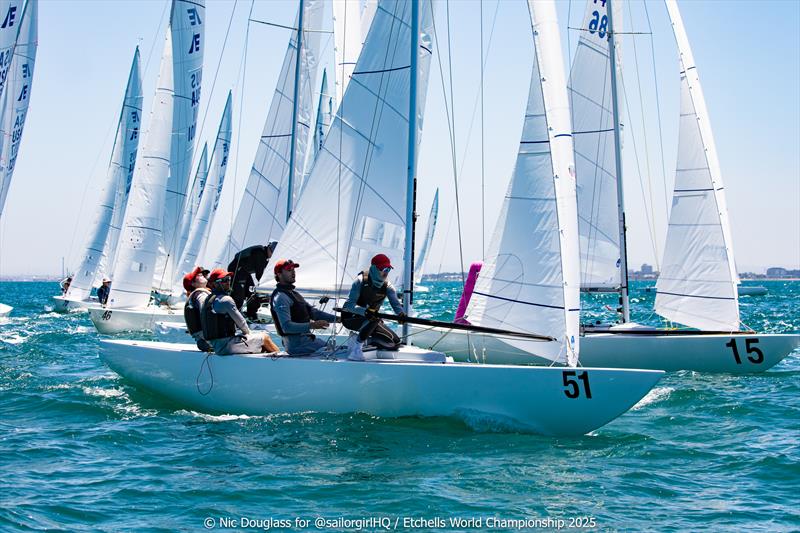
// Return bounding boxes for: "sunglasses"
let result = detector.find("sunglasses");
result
[381,267,393,274]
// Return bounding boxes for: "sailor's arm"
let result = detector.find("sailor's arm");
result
[342,277,367,316]
[386,284,404,315]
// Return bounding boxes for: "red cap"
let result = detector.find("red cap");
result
[273,259,300,276]
[371,254,392,270]
[208,268,234,285]
[182,266,209,294]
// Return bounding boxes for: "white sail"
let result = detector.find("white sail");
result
[217,0,323,265]
[66,47,143,301]
[304,68,331,187]
[0,1,23,105]
[173,92,232,291]
[154,0,205,294]
[0,0,35,218]
[655,0,739,331]
[568,0,623,290]
[108,31,175,309]
[174,143,207,267]
[261,0,434,293]
[414,187,438,284]
[332,0,364,105]
[466,0,580,365]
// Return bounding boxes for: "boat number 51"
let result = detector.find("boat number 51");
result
[725,338,763,364]
[562,370,592,399]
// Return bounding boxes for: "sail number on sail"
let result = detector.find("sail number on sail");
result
[725,338,764,365]
[563,371,593,399]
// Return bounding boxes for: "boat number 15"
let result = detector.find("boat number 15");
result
[563,370,592,399]
[725,338,763,364]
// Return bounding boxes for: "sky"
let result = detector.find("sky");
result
[0,0,798,278]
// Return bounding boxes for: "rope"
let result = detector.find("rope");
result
[196,353,214,395]
[479,0,485,260]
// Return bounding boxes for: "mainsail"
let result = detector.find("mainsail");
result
[173,143,208,269]
[655,0,739,331]
[0,0,23,104]
[0,0,36,218]
[414,188,438,284]
[332,0,375,104]
[466,0,580,365]
[173,92,232,292]
[217,0,323,265]
[154,0,205,294]
[108,31,175,309]
[66,48,143,302]
[261,0,434,293]
[568,0,624,290]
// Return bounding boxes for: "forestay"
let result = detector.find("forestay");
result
[173,92,232,291]
[414,188,438,284]
[466,0,580,365]
[262,0,434,294]
[154,0,205,294]
[108,31,175,309]
[217,0,323,265]
[66,48,143,301]
[567,0,623,290]
[655,0,739,331]
[0,0,36,218]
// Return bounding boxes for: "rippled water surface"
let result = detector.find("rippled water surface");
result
[1,281,799,531]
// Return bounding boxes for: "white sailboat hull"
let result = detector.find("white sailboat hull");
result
[51,295,89,313]
[409,326,799,373]
[88,304,181,334]
[0,303,12,317]
[738,286,768,297]
[99,339,663,436]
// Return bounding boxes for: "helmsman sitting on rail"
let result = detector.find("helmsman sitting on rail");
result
[200,268,280,355]
[270,259,337,356]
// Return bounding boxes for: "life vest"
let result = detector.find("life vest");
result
[184,289,209,335]
[201,293,237,341]
[341,271,388,321]
[270,284,313,337]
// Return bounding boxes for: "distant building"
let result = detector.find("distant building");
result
[766,267,788,278]
[641,263,653,275]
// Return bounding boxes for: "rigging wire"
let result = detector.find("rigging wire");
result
[479,0,485,260]
[626,0,661,270]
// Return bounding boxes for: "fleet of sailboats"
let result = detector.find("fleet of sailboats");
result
[0,0,796,435]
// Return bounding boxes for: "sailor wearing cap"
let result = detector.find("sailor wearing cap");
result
[200,268,280,355]
[182,266,212,352]
[341,254,406,359]
[97,277,112,305]
[269,259,337,356]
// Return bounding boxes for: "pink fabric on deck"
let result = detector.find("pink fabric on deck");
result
[454,262,482,324]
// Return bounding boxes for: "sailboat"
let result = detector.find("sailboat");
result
[100,0,663,437]
[87,0,205,334]
[414,0,798,373]
[413,188,438,292]
[54,47,143,313]
[0,0,36,318]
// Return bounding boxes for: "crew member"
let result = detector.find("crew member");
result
[60,276,72,295]
[182,267,212,352]
[97,277,112,305]
[201,268,280,355]
[341,254,406,356]
[227,242,277,321]
[270,259,336,356]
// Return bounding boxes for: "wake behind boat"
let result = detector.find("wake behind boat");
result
[100,339,663,437]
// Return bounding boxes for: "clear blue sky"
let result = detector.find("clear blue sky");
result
[0,0,797,278]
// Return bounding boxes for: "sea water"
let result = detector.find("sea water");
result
[1,280,798,531]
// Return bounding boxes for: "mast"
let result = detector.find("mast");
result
[606,0,630,323]
[402,0,420,341]
[286,0,305,222]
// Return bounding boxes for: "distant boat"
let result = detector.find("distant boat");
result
[738,285,768,297]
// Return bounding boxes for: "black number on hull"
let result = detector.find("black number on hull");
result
[726,338,764,364]
[563,370,592,399]
[101,310,112,321]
